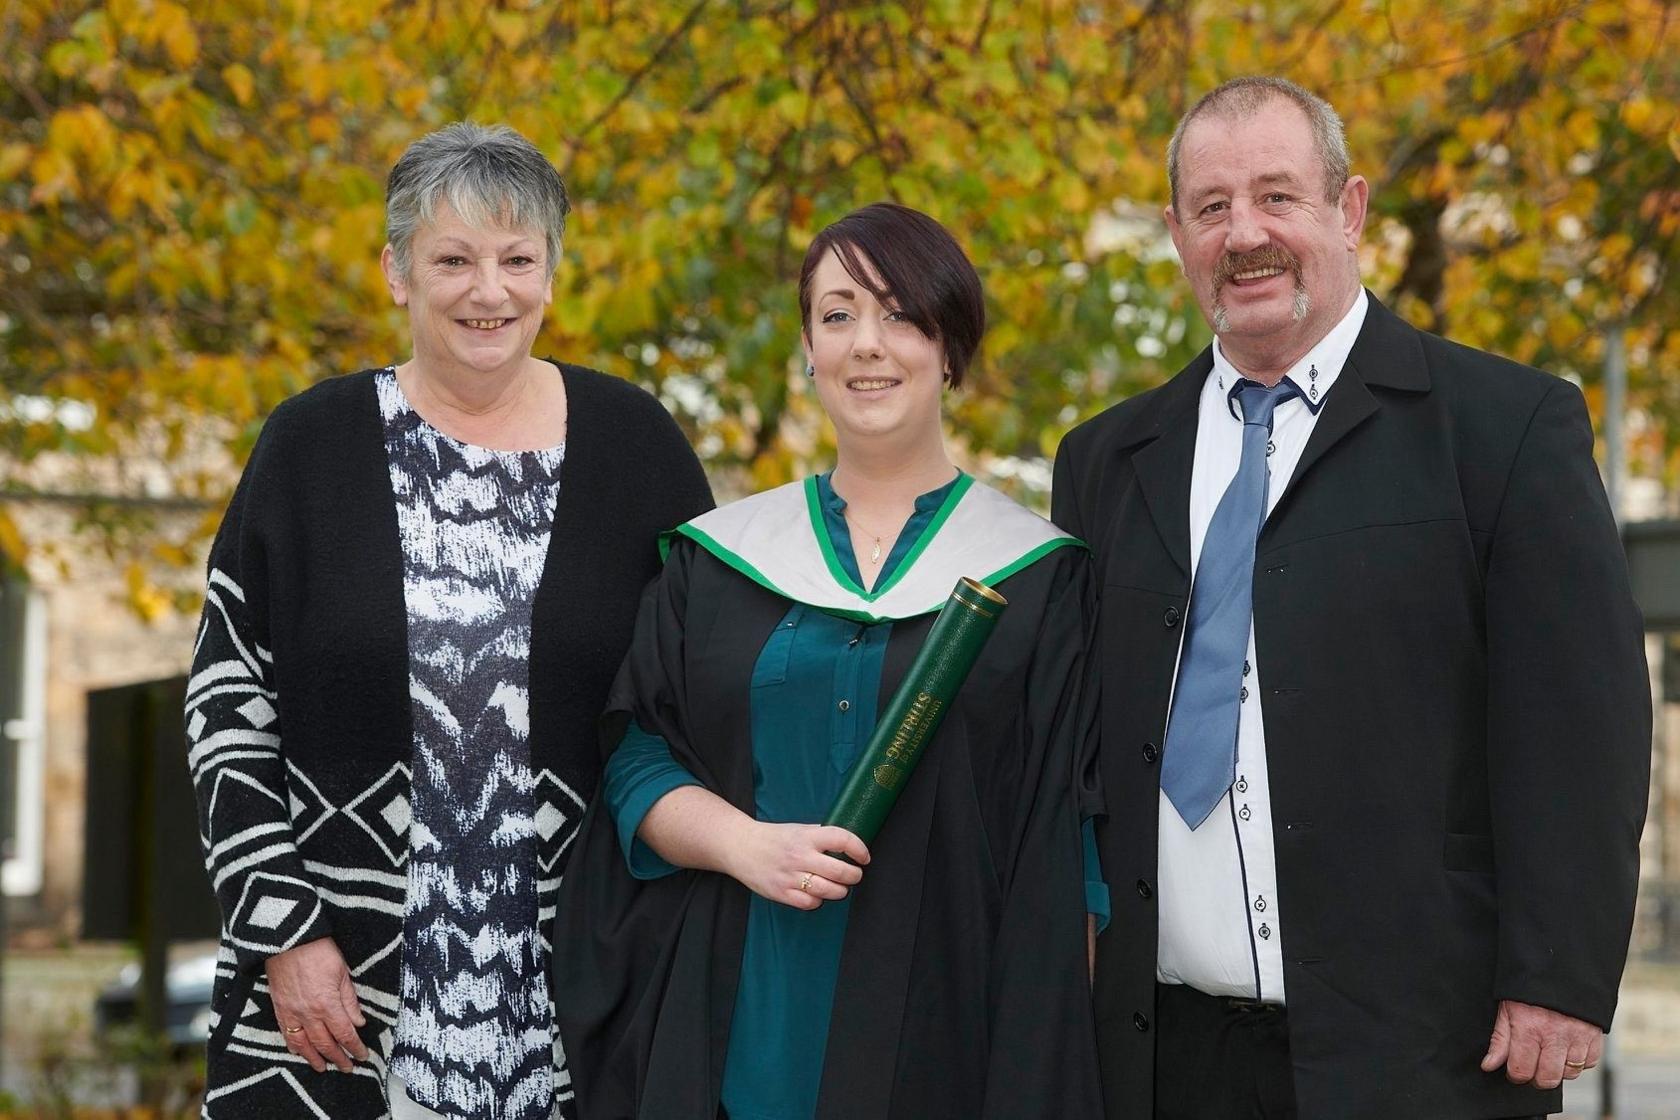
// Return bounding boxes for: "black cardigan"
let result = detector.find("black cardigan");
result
[189,364,712,1119]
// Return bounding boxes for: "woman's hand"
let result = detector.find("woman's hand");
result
[264,936,370,1072]
[723,821,871,910]
[637,786,870,909]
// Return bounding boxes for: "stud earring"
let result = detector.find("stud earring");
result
[805,362,815,378]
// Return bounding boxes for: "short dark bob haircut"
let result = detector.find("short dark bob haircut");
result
[797,202,986,389]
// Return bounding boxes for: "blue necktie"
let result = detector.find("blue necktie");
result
[1161,379,1299,829]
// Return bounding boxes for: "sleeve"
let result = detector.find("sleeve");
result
[186,418,333,973]
[1050,431,1087,541]
[1485,379,1651,1029]
[981,553,1103,1116]
[1052,434,1107,829]
[1082,818,1110,935]
[551,539,730,1118]
[642,386,716,533]
[602,718,701,880]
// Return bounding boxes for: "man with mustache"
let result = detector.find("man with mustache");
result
[1054,76,1650,1119]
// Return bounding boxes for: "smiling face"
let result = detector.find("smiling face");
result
[803,246,948,446]
[381,201,552,381]
[1166,97,1368,375]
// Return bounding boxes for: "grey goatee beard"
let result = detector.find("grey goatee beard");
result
[1212,283,1311,334]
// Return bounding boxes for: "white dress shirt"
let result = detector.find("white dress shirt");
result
[1156,290,1369,1002]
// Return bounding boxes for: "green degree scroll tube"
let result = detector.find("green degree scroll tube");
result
[824,577,1007,848]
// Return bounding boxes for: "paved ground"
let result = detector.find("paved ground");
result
[4,946,1679,1112]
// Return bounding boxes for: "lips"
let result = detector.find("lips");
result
[1214,247,1300,293]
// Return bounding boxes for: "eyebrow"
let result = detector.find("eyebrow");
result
[432,235,540,252]
[819,287,858,301]
[1185,170,1308,209]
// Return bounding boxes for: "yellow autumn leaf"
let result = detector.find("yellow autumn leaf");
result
[156,2,199,68]
[223,62,255,106]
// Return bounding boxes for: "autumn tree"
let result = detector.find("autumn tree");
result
[1,0,1676,599]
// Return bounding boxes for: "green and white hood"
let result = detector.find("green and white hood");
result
[664,473,1081,623]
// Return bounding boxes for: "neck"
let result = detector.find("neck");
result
[398,355,538,423]
[830,433,956,512]
[1219,284,1361,386]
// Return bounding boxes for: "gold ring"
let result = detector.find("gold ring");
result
[1564,1059,1588,1070]
[283,1025,304,1035]
[798,872,813,892]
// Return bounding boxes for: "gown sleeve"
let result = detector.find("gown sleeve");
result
[981,551,1104,1116]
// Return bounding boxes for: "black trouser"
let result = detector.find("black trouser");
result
[1154,982,1297,1119]
[1152,982,1547,1120]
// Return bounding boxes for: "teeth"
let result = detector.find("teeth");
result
[850,379,899,391]
[464,319,508,329]
[1233,267,1284,281]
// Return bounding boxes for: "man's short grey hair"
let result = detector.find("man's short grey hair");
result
[385,122,571,277]
[1167,77,1350,211]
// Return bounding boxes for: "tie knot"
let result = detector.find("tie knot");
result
[1233,380,1299,430]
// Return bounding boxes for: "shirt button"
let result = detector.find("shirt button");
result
[1258,923,1272,940]
[838,700,850,712]
[1254,894,1267,912]
[1142,742,1159,764]
[1134,1011,1150,1032]
[1240,686,1249,702]
[1136,878,1153,900]
[1238,804,1252,821]
[1163,606,1181,628]
[1243,660,1251,677]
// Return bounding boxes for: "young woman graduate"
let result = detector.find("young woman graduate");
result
[551,203,1105,1120]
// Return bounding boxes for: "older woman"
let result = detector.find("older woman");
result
[187,123,711,1120]
[553,203,1104,1119]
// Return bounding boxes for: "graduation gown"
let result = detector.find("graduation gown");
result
[551,478,1103,1119]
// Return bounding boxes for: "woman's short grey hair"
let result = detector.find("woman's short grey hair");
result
[1167,77,1350,211]
[385,122,571,277]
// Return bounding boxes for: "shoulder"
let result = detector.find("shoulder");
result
[1061,379,1172,456]
[1417,329,1565,414]
[256,368,382,449]
[554,362,682,433]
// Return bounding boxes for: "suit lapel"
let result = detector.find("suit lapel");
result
[1265,294,1430,530]
[1124,351,1208,580]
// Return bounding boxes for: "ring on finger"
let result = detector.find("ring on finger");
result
[283,1024,305,1034]
[798,872,813,892]
[1564,1059,1589,1070]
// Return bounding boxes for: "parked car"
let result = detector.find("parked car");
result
[94,952,218,1050]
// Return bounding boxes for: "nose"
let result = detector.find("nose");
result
[1224,200,1267,254]
[469,256,508,305]
[851,314,883,362]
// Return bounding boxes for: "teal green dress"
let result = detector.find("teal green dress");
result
[601,472,1106,1120]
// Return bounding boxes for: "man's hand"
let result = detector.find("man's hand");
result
[265,936,370,1073]
[1480,999,1603,1089]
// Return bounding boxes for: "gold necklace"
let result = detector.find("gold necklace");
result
[843,508,895,566]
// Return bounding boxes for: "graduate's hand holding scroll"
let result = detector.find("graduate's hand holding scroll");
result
[636,784,871,910]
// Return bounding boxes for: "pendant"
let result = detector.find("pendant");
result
[869,538,882,564]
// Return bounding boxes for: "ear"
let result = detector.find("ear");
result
[1164,202,1186,261]
[381,245,409,307]
[1339,174,1370,250]
[544,241,559,306]
[800,330,814,368]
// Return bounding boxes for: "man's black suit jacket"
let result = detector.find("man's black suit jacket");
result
[1053,297,1650,1119]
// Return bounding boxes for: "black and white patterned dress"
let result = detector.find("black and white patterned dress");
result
[377,371,568,1120]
